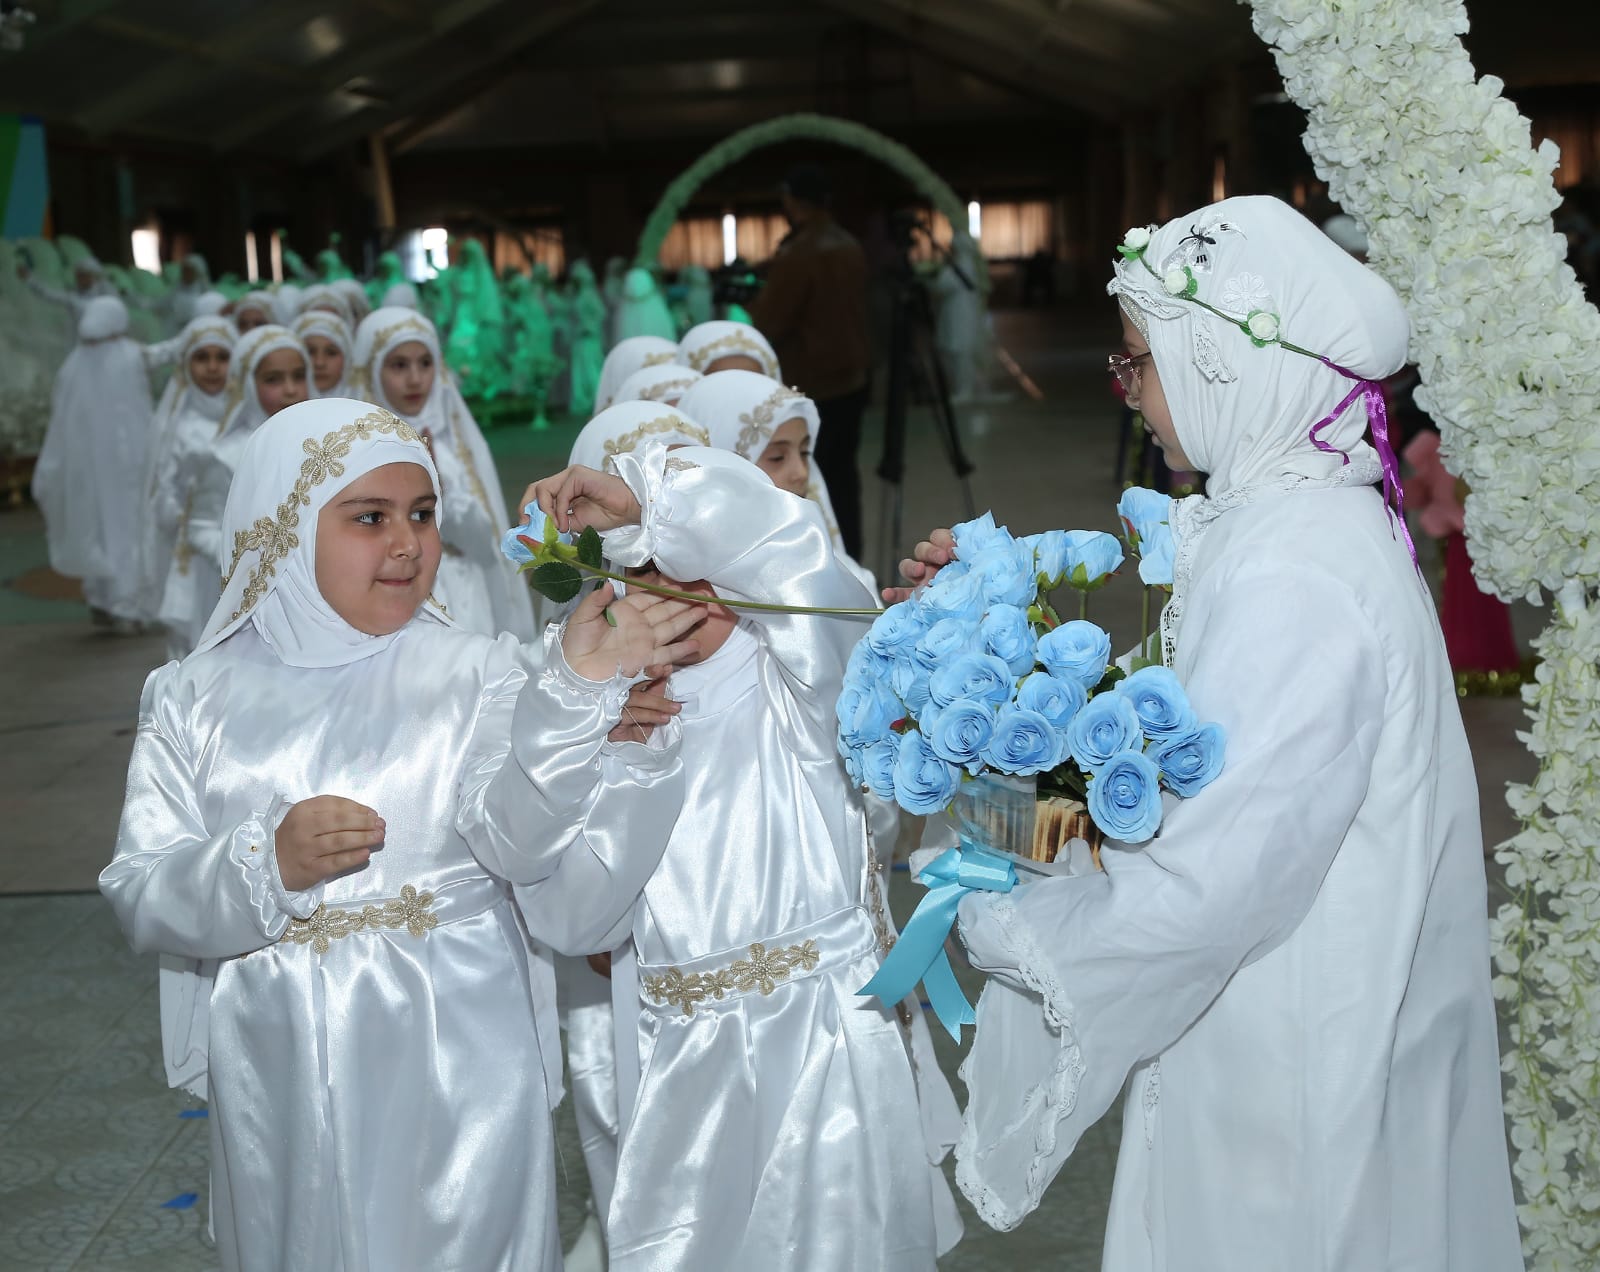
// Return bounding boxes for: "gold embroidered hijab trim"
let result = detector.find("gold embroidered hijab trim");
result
[220,409,422,621]
[603,415,711,457]
[736,385,806,455]
[684,331,776,375]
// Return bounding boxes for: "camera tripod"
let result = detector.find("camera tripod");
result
[875,223,978,584]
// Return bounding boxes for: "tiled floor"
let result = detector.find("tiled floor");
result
[0,306,1534,1269]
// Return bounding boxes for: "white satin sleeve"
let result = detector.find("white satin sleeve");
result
[459,628,684,954]
[99,664,322,961]
[142,333,185,370]
[952,561,1388,1231]
[604,443,877,750]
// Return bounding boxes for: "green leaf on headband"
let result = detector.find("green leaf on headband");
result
[529,561,583,604]
[576,526,604,571]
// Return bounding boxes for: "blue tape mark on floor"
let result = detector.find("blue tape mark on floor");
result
[160,1192,199,1210]
[178,1108,208,1119]
[920,1000,932,1009]
[891,862,910,872]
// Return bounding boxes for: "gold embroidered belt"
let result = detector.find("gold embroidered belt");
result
[278,876,507,955]
[639,906,877,1019]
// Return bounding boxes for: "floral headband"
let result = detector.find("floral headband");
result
[1112,220,1416,565]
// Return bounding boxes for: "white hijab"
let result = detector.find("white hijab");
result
[677,320,780,379]
[193,290,229,319]
[193,397,450,666]
[234,292,276,327]
[292,309,354,398]
[569,400,711,470]
[381,282,420,310]
[272,284,304,325]
[332,278,371,326]
[1107,194,1410,658]
[217,325,307,439]
[675,369,850,554]
[155,316,235,429]
[296,283,356,329]
[594,335,679,414]
[610,362,703,407]
[614,267,679,343]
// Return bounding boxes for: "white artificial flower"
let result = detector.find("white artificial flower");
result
[1123,226,1152,251]
[1246,311,1280,342]
[1163,268,1190,296]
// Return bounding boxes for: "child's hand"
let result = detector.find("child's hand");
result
[275,796,385,892]
[608,676,680,744]
[523,465,642,535]
[881,528,955,605]
[587,951,613,979]
[563,584,703,683]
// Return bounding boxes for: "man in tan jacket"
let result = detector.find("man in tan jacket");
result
[753,164,871,558]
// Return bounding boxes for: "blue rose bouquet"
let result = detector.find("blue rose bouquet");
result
[836,509,1224,849]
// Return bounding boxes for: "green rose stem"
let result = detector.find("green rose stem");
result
[517,553,881,618]
[1140,584,1153,661]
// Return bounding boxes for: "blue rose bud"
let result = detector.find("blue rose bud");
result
[865,601,929,660]
[952,511,1012,559]
[923,700,998,775]
[1149,722,1226,798]
[982,705,1064,776]
[1065,692,1144,772]
[1037,620,1112,690]
[892,656,933,716]
[1015,671,1087,729]
[892,730,963,815]
[1061,530,1124,590]
[921,568,987,625]
[1115,665,1197,740]
[927,651,1015,710]
[1137,521,1175,587]
[1022,529,1072,588]
[969,541,1039,609]
[1116,487,1172,551]
[836,679,902,751]
[500,524,537,566]
[979,604,1037,676]
[1087,750,1164,843]
[918,616,980,664]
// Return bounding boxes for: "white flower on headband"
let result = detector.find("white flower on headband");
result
[1245,311,1281,344]
[1163,267,1198,298]
[1123,226,1151,251]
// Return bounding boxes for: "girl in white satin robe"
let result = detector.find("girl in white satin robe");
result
[509,417,941,1272]
[99,398,680,1272]
[950,198,1522,1270]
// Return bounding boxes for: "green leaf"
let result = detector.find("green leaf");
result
[529,561,583,604]
[1093,665,1126,694]
[1128,656,1159,673]
[576,525,604,571]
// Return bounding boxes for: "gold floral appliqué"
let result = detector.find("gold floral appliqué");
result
[282,883,439,955]
[643,939,822,1017]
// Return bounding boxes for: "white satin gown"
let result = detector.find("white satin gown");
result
[503,447,942,1272]
[101,623,631,1272]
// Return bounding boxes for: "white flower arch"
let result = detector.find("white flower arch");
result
[634,111,989,292]
[1247,0,1600,1263]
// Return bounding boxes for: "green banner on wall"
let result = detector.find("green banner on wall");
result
[0,115,49,239]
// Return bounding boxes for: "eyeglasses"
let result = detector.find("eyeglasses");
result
[1107,351,1153,397]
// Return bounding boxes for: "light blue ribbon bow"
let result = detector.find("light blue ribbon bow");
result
[858,840,1016,1041]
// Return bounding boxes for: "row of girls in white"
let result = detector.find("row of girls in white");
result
[30,282,534,655]
[100,316,966,1271]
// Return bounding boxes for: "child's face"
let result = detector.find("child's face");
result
[381,341,436,416]
[756,416,811,497]
[704,354,765,375]
[236,306,269,334]
[188,345,229,396]
[624,564,736,665]
[255,349,309,417]
[315,462,441,636]
[1119,308,1191,471]
[305,335,345,392]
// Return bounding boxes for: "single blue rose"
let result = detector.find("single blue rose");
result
[1061,530,1125,590]
[918,616,980,665]
[969,542,1039,609]
[1022,530,1073,588]
[952,511,1012,559]
[1037,620,1112,690]
[892,730,963,815]
[923,700,998,775]
[1088,750,1164,843]
[982,705,1064,776]
[927,651,1015,710]
[1116,487,1172,550]
[1115,665,1197,740]
[501,524,537,566]
[892,656,933,716]
[1065,692,1144,772]
[836,679,902,751]
[1137,521,1175,587]
[865,601,929,660]
[920,568,986,625]
[979,604,1037,676]
[846,635,894,685]
[861,739,899,801]
[1149,722,1225,798]
[1015,671,1087,729]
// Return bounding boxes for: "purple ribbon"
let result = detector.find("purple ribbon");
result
[1316,358,1418,568]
